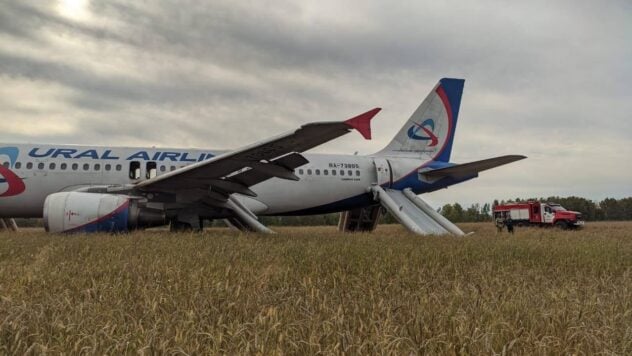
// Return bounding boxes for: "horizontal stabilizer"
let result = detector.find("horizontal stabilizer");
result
[421,155,526,180]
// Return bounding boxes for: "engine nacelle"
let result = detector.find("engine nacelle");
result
[43,192,165,233]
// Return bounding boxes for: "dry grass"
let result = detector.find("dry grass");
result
[0,222,631,354]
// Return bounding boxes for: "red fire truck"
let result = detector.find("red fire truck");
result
[493,201,584,229]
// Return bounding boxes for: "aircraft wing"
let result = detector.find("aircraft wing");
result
[134,108,381,198]
[420,155,526,180]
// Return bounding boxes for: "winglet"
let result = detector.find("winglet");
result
[344,108,381,140]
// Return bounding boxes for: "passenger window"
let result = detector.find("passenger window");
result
[129,161,141,179]
[324,169,328,175]
[298,169,304,175]
[2,162,9,168]
[38,162,44,170]
[170,166,176,171]
[356,170,360,176]
[146,161,157,179]
[348,170,353,176]
[72,163,78,171]
[94,164,100,171]
[307,169,312,175]
[15,162,21,169]
[26,162,33,169]
[116,164,122,171]
[105,164,111,171]
[315,169,320,175]
[49,163,56,170]
[340,170,344,176]
[160,165,166,172]
[332,170,336,176]
[83,163,89,171]
[61,163,67,170]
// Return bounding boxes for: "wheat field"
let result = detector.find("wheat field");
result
[0,221,630,354]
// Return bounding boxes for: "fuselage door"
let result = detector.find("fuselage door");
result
[543,205,555,223]
[373,158,392,187]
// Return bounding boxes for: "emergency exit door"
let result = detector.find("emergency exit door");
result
[373,158,392,187]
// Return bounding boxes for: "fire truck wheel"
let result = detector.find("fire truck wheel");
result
[555,221,568,230]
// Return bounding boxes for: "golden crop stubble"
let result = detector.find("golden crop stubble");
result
[0,222,630,354]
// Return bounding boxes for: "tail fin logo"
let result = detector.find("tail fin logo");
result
[406,119,439,147]
[0,147,26,197]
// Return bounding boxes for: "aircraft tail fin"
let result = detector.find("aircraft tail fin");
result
[374,78,465,162]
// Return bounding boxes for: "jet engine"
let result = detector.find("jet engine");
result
[43,192,166,233]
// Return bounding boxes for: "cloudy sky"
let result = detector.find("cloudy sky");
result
[0,0,630,207]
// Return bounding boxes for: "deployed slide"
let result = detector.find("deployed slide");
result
[369,185,465,236]
[0,218,19,231]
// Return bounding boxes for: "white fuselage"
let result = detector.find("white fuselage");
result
[0,143,434,218]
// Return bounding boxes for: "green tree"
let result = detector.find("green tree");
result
[600,198,622,220]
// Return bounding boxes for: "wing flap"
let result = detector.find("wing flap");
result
[229,152,308,187]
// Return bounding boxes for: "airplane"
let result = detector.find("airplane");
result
[0,78,525,234]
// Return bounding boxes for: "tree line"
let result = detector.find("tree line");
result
[438,196,632,223]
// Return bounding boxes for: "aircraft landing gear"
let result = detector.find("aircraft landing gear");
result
[169,213,203,232]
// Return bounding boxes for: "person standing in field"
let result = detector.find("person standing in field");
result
[495,215,504,234]
[505,216,515,234]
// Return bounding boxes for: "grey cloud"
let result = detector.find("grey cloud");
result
[0,51,257,108]
[0,0,630,204]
